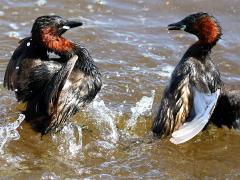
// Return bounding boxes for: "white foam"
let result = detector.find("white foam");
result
[132,66,140,71]
[158,64,174,78]
[36,0,47,6]
[41,171,60,180]
[95,0,107,5]
[9,23,19,30]
[7,32,21,39]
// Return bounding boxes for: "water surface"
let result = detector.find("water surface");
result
[0,0,240,179]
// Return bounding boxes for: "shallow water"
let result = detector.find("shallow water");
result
[0,0,240,179]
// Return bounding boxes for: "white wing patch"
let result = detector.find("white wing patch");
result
[62,80,72,90]
[63,55,78,83]
[170,88,220,144]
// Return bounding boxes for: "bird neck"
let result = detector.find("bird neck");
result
[33,27,74,56]
[183,41,213,60]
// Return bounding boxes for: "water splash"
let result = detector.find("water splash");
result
[158,64,174,78]
[41,171,60,180]
[52,123,83,158]
[9,23,19,30]
[85,139,116,159]
[124,90,155,131]
[87,98,119,144]
[0,11,4,16]
[52,97,118,157]
[95,0,107,5]
[7,31,21,39]
[35,0,47,6]
[0,114,25,154]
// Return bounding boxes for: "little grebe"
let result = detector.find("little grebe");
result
[4,15,102,135]
[152,12,223,144]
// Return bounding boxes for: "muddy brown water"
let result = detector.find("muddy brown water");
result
[0,0,240,179]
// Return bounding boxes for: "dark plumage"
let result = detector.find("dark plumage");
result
[4,15,102,135]
[211,86,240,129]
[152,12,223,144]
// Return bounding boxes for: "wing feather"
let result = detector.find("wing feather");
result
[43,55,78,115]
[170,88,220,144]
[4,37,32,90]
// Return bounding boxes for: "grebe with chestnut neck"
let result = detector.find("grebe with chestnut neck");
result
[152,12,223,144]
[4,15,102,135]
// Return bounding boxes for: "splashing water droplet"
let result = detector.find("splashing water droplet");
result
[8,31,21,39]
[0,114,25,154]
[0,11,5,16]
[52,123,83,158]
[36,0,47,6]
[125,90,155,132]
[41,171,60,180]
[9,23,19,30]
[87,97,119,143]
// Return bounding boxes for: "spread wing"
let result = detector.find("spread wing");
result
[170,88,220,144]
[3,37,60,102]
[4,37,32,90]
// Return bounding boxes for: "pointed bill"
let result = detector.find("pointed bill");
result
[170,88,220,144]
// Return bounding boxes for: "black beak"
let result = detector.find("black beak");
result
[63,20,83,30]
[168,22,186,31]
[59,20,83,35]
